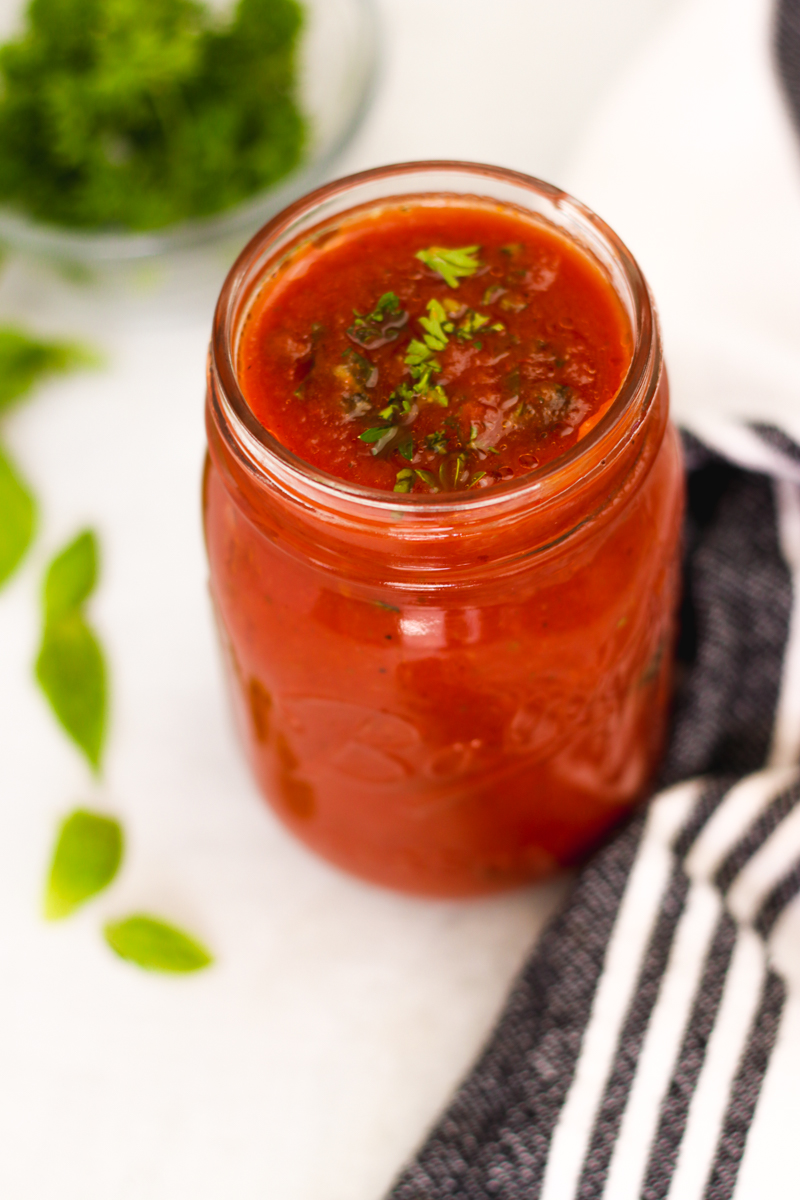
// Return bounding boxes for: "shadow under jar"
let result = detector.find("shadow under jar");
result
[204,162,684,898]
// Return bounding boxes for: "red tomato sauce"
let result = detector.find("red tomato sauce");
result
[238,202,632,492]
[205,183,683,897]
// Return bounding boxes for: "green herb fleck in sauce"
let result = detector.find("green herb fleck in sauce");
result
[415,245,483,288]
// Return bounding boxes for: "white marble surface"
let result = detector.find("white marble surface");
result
[565,0,800,442]
[6,0,794,1197]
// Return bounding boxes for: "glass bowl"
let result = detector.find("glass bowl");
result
[0,0,379,266]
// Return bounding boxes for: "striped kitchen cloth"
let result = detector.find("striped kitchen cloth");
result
[388,424,800,1200]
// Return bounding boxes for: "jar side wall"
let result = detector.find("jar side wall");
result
[205,353,669,591]
[203,380,684,895]
[203,162,680,896]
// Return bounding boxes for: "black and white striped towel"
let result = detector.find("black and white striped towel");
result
[384,3,800,1189]
[387,423,800,1200]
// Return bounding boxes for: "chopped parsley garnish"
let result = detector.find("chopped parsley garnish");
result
[418,298,453,351]
[403,337,444,401]
[359,425,394,443]
[338,347,378,390]
[348,292,409,349]
[349,279,507,461]
[240,187,628,498]
[439,453,467,489]
[378,400,404,420]
[415,246,482,288]
[405,338,436,368]
[414,469,439,491]
[359,423,400,456]
[344,243,571,486]
[400,296,499,412]
[425,430,448,454]
[363,292,401,322]
[456,311,491,341]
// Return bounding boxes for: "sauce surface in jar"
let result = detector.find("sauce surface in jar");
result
[205,168,684,898]
[238,202,632,492]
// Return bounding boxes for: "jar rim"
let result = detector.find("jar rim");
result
[210,160,660,516]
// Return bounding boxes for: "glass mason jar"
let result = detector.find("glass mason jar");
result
[204,162,684,897]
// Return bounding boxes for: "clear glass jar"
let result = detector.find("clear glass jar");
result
[204,162,684,897]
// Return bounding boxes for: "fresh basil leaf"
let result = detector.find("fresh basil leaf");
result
[45,809,123,920]
[0,442,35,588]
[36,610,107,770]
[0,327,95,415]
[104,915,213,973]
[44,529,97,621]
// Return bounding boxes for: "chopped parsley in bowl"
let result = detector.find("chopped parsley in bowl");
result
[0,0,377,262]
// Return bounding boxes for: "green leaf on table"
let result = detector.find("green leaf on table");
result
[36,609,107,769]
[35,530,107,769]
[0,441,35,588]
[45,809,123,920]
[104,915,214,973]
[43,529,97,621]
[0,327,96,415]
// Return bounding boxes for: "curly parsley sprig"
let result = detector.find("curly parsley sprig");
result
[352,261,507,481]
[0,0,307,232]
